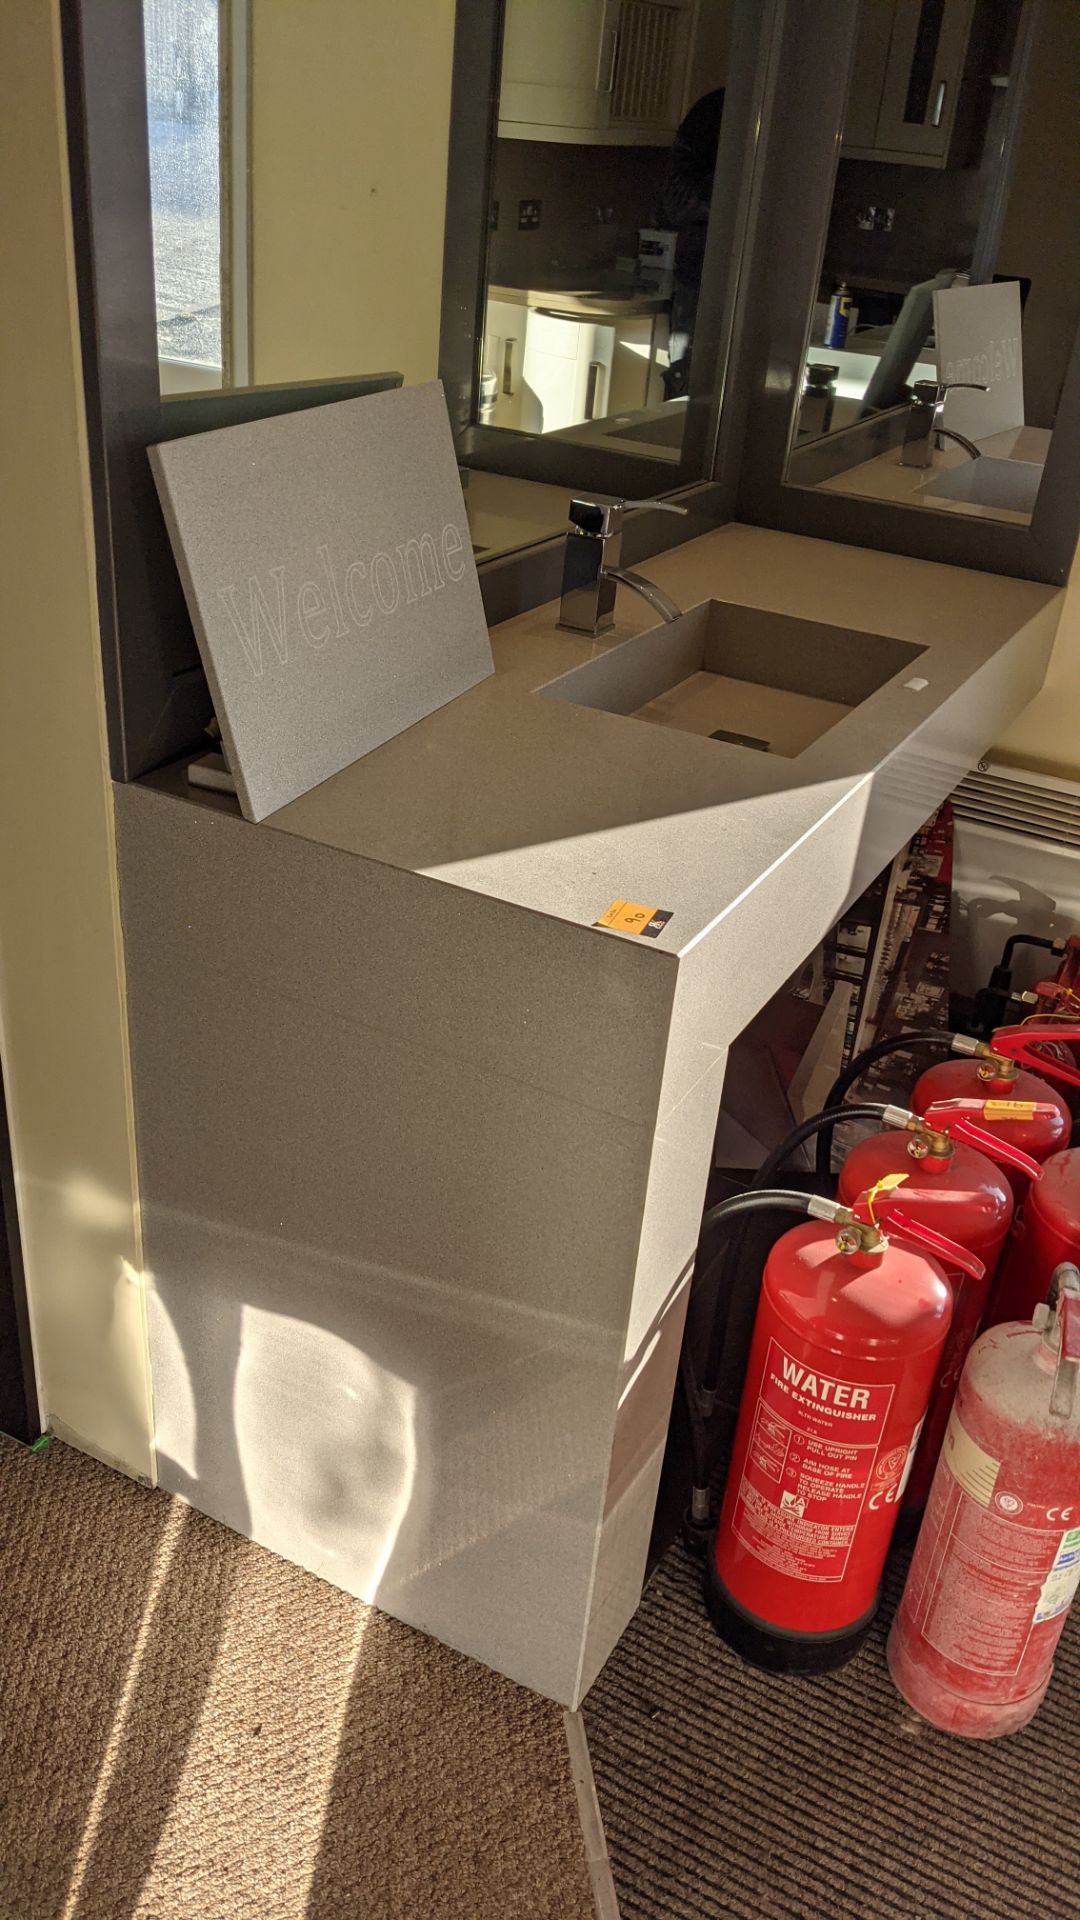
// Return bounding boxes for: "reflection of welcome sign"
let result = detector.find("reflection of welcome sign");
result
[933,281,1024,444]
[150,382,493,821]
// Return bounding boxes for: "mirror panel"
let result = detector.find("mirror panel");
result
[139,0,761,564]
[782,0,1080,532]
[479,0,737,470]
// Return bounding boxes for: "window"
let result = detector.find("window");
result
[143,0,231,385]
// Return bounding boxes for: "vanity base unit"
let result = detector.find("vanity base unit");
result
[115,525,1061,1705]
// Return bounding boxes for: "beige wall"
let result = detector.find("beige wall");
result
[991,3,1080,780]
[996,548,1080,782]
[0,5,154,1476]
[248,0,456,388]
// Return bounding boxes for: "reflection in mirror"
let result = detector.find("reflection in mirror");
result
[138,1,748,565]
[784,0,1080,528]
[480,1,736,467]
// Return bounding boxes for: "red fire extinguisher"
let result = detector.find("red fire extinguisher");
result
[988,1147,1080,1329]
[708,1186,979,1672]
[888,1266,1080,1738]
[836,1100,1043,1514]
[911,1025,1077,1198]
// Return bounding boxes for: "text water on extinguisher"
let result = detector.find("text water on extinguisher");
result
[733,1339,904,1582]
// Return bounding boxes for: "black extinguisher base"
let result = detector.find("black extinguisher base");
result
[704,1550,878,1675]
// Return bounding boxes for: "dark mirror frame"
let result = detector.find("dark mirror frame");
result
[731,0,1080,586]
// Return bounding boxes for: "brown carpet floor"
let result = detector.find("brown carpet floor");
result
[0,1437,595,1920]
[585,1538,1080,1920]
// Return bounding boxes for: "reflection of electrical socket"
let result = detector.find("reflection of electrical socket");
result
[856,204,896,232]
[518,198,541,230]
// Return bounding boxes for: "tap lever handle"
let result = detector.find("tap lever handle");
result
[567,495,689,537]
[912,378,990,409]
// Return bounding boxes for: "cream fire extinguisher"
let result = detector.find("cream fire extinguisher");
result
[888,1266,1080,1738]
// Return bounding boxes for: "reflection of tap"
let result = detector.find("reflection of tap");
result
[900,378,989,468]
[558,496,687,635]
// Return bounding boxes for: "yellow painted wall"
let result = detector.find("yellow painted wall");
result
[996,549,1080,782]
[0,5,154,1476]
[992,3,1080,783]
[248,0,456,388]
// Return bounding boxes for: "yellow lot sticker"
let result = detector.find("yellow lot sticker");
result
[596,900,673,938]
[982,1100,1039,1120]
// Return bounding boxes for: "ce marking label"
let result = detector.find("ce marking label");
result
[1047,1506,1075,1523]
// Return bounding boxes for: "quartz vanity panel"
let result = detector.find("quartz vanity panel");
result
[115,783,678,1701]
[113,524,1063,1708]
[576,1041,731,1701]
[267,528,1061,951]
[149,382,493,823]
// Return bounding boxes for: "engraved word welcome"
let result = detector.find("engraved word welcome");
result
[217,521,469,680]
[942,333,1021,390]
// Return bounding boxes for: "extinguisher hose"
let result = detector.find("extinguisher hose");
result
[698,1186,828,1237]
[688,1105,893,1444]
[1000,931,1059,972]
[695,1109,887,1406]
[749,1102,893,1195]
[814,1029,956,1179]
[682,1191,825,1504]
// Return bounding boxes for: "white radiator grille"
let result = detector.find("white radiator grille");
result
[952,763,1080,852]
[612,1,679,124]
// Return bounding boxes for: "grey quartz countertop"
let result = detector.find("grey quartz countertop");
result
[488,280,668,318]
[146,523,1061,956]
[819,425,1050,522]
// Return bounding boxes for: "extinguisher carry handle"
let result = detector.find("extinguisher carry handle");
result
[945,1115,1044,1183]
[1058,1273,1080,1364]
[918,1099,1046,1180]
[882,1205,987,1281]
[990,1024,1080,1089]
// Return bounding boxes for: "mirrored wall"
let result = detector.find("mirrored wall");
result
[478,1,736,470]
[784,0,1080,529]
[138,0,759,560]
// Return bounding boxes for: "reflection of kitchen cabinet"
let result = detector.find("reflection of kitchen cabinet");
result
[523,312,616,434]
[482,298,530,431]
[498,0,696,146]
[483,298,616,434]
[482,294,664,432]
[842,0,976,168]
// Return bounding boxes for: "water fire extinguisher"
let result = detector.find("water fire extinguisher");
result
[988,1146,1080,1329]
[911,1025,1079,1197]
[836,1099,1043,1515]
[706,1185,980,1673]
[888,1266,1080,1739]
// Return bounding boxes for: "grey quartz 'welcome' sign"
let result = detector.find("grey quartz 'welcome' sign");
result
[149,381,494,821]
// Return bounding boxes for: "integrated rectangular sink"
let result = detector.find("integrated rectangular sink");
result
[607,408,688,450]
[538,600,925,757]
[922,457,1043,518]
